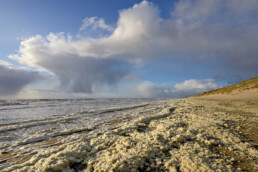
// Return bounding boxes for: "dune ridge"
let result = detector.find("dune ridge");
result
[192,77,258,100]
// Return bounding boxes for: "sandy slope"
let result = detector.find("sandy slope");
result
[193,89,258,100]
[192,77,258,100]
[2,99,258,172]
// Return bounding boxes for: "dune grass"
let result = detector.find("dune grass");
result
[196,77,258,96]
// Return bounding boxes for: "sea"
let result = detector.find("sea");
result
[0,98,154,124]
[0,98,161,170]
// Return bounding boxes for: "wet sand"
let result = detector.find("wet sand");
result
[1,99,258,171]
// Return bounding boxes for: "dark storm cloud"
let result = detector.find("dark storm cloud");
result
[0,65,40,96]
[38,55,130,93]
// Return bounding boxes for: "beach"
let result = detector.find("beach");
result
[1,99,258,171]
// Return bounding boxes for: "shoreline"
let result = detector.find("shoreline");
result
[2,99,258,171]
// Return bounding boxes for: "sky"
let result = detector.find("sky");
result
[0,0,258,98]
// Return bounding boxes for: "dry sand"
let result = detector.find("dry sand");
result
[1,99,258,172]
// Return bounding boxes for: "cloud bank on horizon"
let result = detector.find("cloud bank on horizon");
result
[1,0,258,98]
[0,64,40,96]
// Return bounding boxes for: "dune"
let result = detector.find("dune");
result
[191,77,258,100]
[193,89,258,100]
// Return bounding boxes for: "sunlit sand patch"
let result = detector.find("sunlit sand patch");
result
[214,145,257,171]
[0,150,35,170]
[239,121,258,142]
[0,150,14,163]
[107,117,134,125]
[32,136,68,148]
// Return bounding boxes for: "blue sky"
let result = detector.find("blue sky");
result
[0,0,258,98]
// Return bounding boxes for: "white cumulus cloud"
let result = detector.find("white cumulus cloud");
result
[136,79,220,98]
[79,17,114,32]
[172,79,220,97]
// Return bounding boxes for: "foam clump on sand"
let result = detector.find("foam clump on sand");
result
[3,99,258,171]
